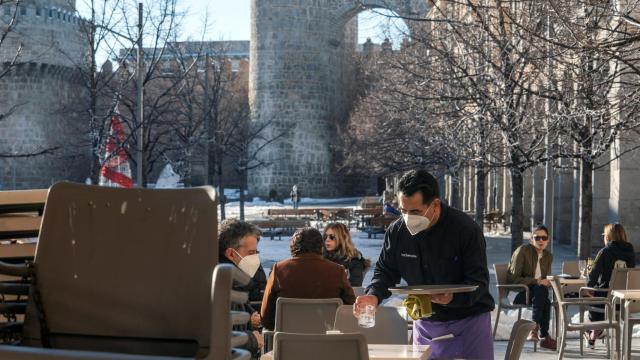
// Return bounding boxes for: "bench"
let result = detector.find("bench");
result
[484,210,506,232]
[0,189,46,240]
[251,219,310,240]
[363,215,399,239]
[354,207,383,229]
[266,208,317,219]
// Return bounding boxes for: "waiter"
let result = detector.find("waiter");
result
[354,169,495,359]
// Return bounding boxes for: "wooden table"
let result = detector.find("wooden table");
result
[612,290,640,360]
[260,344,431,360]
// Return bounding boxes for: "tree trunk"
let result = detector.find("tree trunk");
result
[239,172,246,221]
[475,164,486,226]
[218,163,226,220]
[578,159,593,259]
[510,167,524,253]
[450,169,460,209]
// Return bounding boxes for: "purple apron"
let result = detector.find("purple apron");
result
[413,312,494,359]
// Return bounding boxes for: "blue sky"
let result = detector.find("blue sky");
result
[178,0,407,44]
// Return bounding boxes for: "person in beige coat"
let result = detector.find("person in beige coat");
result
[507,224,556,350]
[260,227,356,331]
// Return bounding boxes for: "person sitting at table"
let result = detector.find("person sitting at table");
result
[323,222,371,286]
[585,223,635,347]
[218,219,266,358]
[261,227,356,330]
[507,224,557,350]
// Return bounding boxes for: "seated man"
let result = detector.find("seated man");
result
[218,219,266,358]
[260,227,356,330]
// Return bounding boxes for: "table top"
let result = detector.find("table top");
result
[612,290,640,300]
[261,344,431,360]
[547,276,587,285]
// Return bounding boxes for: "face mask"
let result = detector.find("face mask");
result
[403,203,434,236]
[233,249,261,277]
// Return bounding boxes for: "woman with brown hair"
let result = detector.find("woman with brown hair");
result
[323,222,371,287]
[586,223,636,346]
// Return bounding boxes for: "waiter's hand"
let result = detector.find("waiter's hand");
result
[431,292,453,305]
[353,295,379,317]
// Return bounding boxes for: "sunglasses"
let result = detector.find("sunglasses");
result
[533,235,549,241]
[324,234,336,241]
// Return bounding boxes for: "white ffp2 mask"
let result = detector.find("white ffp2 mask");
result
[233,249,261,277]
[403,203,434,236]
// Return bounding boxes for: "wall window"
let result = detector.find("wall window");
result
[36,7,42,16]
[20,6,26,15]
[49,9,53,18]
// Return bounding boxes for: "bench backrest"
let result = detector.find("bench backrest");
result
[22,182,218,357]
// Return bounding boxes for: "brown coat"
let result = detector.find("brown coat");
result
[260,253,356,330]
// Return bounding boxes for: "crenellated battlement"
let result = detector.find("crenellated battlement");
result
[0,1,85,68]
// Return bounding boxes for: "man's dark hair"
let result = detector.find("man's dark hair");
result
[218,219,262,254]
[289,227,323,256]
[398,169,440,204]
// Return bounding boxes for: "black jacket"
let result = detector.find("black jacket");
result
[366,203,495,322]
[324,250,370,287]
[588,240,636,289]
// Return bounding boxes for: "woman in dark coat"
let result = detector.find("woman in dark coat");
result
[322,222,371,287]
[585,223,635,346]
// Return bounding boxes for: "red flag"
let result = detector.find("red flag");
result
[99,110,133,188]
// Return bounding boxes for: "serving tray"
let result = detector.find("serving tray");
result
[389,284,478,295]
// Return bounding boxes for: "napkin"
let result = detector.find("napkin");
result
[403,294,433,320]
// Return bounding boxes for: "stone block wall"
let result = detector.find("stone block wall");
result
[0,0,88,189]
[249,0,429,198]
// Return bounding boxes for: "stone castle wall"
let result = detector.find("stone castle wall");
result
[249,0,430,197]
[0,0,88,189]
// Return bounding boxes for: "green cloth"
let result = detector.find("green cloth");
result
[403,294,433,320]
[507,244,553,286]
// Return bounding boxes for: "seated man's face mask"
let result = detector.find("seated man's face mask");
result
[233,248,261,277]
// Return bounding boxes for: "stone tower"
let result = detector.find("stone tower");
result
[249,0,429,197]
[0,0,87,189]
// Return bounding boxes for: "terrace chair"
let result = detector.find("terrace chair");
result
[263,297,343,352]
[618,268,640,358]
[550,276,619,359]
[333,305,408,344]
[272,332,368,360]
[492,264,536,348]
[561,261,581,298]
[0,182,250,359]
[504,319,536,360]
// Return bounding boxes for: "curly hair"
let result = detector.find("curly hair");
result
[218,219,262,254]
[323,222,357,259]
[289,227,323,256]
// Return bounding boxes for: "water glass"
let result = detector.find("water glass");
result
[358,304,376,328]
[579,260,587,277]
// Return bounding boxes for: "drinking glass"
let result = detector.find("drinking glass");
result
[579,260,587,277]
[358,304,376,328]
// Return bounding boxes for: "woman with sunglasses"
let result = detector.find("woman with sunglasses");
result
[584,223,635,347]
[507,224,557,350]
[323,222,371,286]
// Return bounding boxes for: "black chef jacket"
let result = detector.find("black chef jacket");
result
[366,202,495,322]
